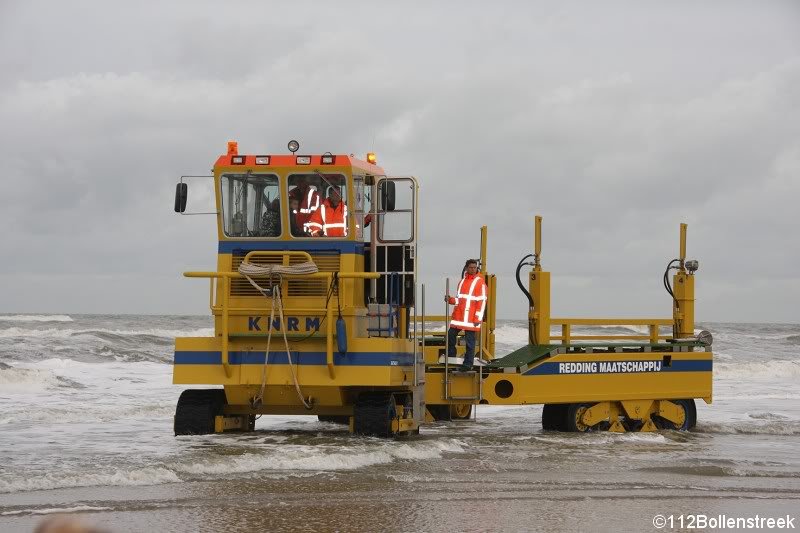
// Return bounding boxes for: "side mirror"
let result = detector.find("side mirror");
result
[174,183,188,213]
[379,180,396,211]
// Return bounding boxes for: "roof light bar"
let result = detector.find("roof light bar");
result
[321,152,335,165]
[296,155,311,165]
[255,155,270,165]
[231,155,245,165]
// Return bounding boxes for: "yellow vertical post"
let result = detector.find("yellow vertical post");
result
[399,306,407,339]
[679,223,687,269]
[221,275,232,378]
[529,216,550,345]
[673,223,694,338]
[479,225,489,356]
[326,274,335,379]
[534,216,542,271]
[486,274,496,359]
[649,324,659,344]
[480,225,488,274]
[562,324,571,345]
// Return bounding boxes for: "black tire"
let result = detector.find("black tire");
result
[542,404,567,431]
[318,415,350,425]
[427,404,450,421]
[353,392,397,438]
[686,398,697,429]
[174,389,227,435]
[564,403,595,432]
[653,399,695,431]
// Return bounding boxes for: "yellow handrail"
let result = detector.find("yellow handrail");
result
[183,269,380,381]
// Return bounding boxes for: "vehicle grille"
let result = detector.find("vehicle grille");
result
[230,252,340,297]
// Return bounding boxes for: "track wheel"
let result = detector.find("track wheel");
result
[174,389,227,435]
[353,392,398,438]
[450,404,472,420]
[565,403,595,432]
[652,399,696,431]
[542,404,569,431]
[318,415,350,425]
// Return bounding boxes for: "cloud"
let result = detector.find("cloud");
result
[0,1,798,322]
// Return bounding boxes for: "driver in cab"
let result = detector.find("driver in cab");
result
[307,188,348,237]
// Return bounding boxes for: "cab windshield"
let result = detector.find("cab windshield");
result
[220,173,281,238]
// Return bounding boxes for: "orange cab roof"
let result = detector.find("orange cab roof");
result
[213,154,385,175]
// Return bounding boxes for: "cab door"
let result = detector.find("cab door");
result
[371,176,418,307]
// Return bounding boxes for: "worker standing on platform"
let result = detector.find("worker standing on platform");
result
[445,259,487,371]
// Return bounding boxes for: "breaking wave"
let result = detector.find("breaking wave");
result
[640,465,800,478]
[0,366,83,392]
[715,359,800,379]
[695,420,800,436]
[174,438,466,477]
[0,314,74,322]
[1,505,113,516]
[0,327,214,340]
[0,467,182,494]
[0,439,466,493]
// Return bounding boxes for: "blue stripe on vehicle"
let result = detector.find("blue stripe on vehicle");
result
[523,359,713,376]
[218,241,364,254]
[174,350,414,366]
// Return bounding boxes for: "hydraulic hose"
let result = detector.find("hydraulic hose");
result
[663,259,681,303]
[663,258,681,339]
[516,253,537,345]
[516,254,535,308]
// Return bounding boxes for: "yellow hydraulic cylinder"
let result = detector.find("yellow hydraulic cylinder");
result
[529,216,550,345]
[529,270,551,345]
[673,223,695,338]
[673,271,695,338]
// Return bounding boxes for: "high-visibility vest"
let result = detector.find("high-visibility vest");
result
[291,186,320,232]
[448,273,487,331]
[307,199,348,237]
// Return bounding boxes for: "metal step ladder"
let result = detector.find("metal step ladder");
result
[443,278,483,413]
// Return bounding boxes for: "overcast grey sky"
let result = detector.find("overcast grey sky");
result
[1,1,798,322]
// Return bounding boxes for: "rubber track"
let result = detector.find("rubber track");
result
[353,392,396,438]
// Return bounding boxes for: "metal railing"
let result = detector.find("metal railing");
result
[185,254,378,379]
[550,318,672,344]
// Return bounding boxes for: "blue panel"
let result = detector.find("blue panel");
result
[174,350,414,367]
[218,241,364,254]
[523,359,713,376]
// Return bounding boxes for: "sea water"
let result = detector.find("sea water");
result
[1,315,798,531]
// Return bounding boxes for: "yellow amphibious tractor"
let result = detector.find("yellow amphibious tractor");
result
[172,141,712,437]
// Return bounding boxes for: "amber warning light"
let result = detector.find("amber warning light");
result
[366,152,377,164]
[227,141,238,156]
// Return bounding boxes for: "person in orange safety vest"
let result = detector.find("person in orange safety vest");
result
[307,188,348,237]
[288,176,321,234]
[444,259,487,371]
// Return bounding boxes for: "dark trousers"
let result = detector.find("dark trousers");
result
[447,327,476,367]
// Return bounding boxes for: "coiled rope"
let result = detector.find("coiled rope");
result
[238,261,319,410]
